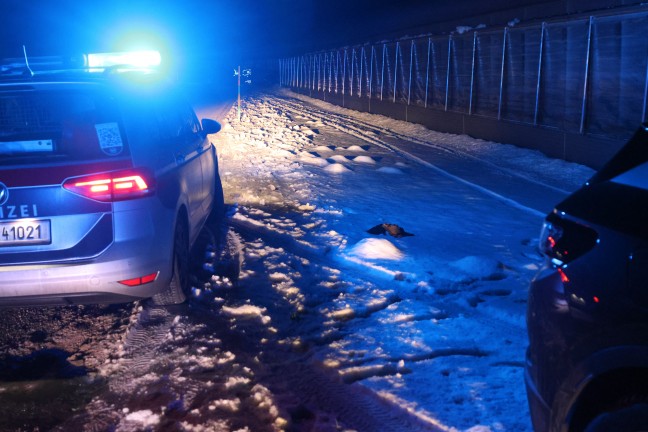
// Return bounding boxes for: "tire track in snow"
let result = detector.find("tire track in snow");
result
[273,361,451,432]
[98,304,180,396]
[218,221,452,432]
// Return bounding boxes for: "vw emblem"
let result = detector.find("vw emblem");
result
[0,183,8,206]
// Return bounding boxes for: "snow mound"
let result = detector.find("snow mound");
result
[324,163,352,173]
[300,155,329,167]
[435,256,503,282]
[329,154,349,162]
[314,145,334,152]
[377,166,404,174]
[348,238,404,260]
[346,145,366,152]
[353,155,376,164]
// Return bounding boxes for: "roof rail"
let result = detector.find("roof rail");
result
[0,55,87,76]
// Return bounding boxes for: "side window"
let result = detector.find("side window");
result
[155,101,200,142]
[155,103,183,141]
[178,103,201,137]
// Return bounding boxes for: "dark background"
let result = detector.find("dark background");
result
[3,0,635,62]
[2,0,644,135]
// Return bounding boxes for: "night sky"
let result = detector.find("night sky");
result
[1,0,554,81]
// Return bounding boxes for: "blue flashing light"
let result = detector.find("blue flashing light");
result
[87,50,161,69]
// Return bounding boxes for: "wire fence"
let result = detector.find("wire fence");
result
[279,9,648,141]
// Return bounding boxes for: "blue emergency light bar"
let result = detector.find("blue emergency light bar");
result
[87,50,162,69]
[0,50,162,76]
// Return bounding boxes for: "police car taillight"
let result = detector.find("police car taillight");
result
[63,169,155,201]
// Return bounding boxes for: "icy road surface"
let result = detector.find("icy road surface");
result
[0,89,594,431]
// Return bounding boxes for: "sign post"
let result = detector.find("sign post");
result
[234,66,252,122]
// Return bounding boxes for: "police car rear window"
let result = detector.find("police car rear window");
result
[0,89,129,165]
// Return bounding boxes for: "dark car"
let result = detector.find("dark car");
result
[0,52,224,306]
[525,123,648,431]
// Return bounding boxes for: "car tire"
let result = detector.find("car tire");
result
[152,218,189,305]
[584,402,648,432]
[207,178,225,227]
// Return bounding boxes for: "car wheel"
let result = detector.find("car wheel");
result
[152,218,189,305]
[584,402,648,432]
[207,176,225,227]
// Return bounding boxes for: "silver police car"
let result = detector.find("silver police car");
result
[0,52,224,306]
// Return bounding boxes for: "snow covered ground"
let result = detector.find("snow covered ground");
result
[197,89,594,431]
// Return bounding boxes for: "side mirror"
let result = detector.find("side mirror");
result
[201,118,221,135]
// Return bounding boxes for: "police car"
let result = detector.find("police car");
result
[0,51,224,306]
[525,123,648,431]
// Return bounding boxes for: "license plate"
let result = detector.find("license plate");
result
[0,220,51,246]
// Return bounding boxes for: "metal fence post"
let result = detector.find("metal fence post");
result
[360,47,365,97]
[302,56,306,88]
[343,49,348,96]
[445,35,452,111]
[322,54,325,91]
[308,55,312,90]
[643,51,648,123]
[580,17,594,134]
[369,46,375,99]
[425,38,431,108]
[327,53,332,92]
[534,23,546,126]
[313,55,316,90]
[312,55,316,90]
[469,31,477,115]
[331,52,334,92]
[498,27,508,120]
[317,53,322,91]
[350,49,355,96]
[381,44,386,101]
[335,51,340,93]
[408,40,414,106]
[394,42,399,103]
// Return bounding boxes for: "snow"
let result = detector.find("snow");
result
[123,410,161,427]
[204,89,594,431]
[348,238,404,260]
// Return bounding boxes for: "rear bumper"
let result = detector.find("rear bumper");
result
[0,223,173,306]
[0,197,177,306]
[0,251,172,306]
